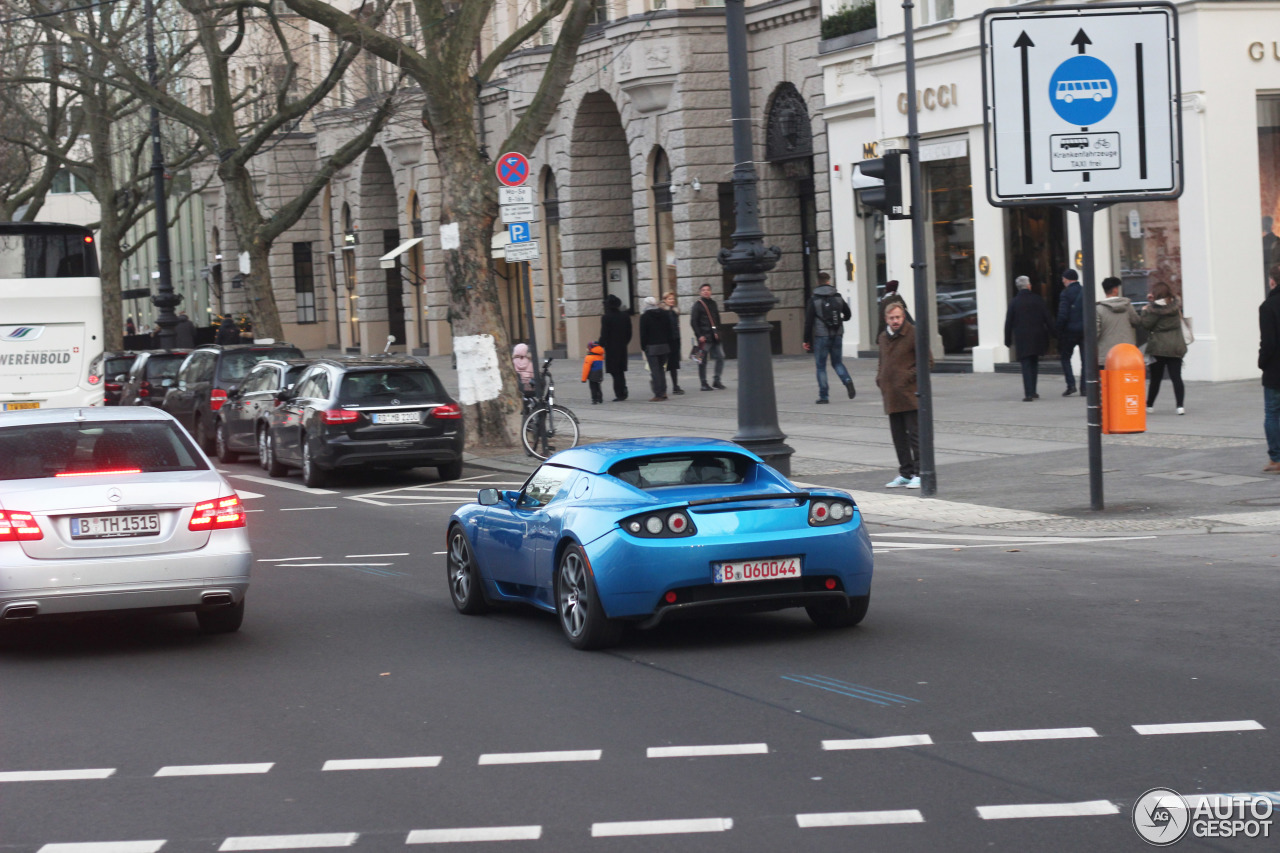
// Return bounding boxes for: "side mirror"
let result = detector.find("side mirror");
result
[478,488,501,506]
[226,387,241,400]
[274,389,294,404]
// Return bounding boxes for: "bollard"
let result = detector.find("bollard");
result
[1101,343,1146,434]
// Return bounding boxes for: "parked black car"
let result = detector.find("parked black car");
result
[118,350,192,407]
[88,351,138,406]
[216,358,313,464]
[264,356,464,487]
[162,343,305,453]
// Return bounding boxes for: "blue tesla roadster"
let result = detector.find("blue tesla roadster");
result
[445,437,873,649]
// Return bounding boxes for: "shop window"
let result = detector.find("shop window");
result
[1258,95,1280,294]
[923,155,976,355]
[1110,201,1181,304]
[293,242,316,324]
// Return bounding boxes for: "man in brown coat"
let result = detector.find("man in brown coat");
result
[877,303,920,488]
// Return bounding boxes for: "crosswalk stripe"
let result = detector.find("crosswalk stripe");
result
[219,835,357,851]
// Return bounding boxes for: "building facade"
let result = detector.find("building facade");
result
[821,0,1280,381]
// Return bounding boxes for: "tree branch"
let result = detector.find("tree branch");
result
[476,0,571,85]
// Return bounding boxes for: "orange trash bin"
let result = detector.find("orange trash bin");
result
[1101,343,1146,434]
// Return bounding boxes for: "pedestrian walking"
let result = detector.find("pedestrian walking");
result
[1141,281,1189,414]
[877,279,911,338]
[1095,276,1140,365]
[125,317,136,337]
[639,296,672,401]
[691,283,726,390]
[1056,269,1084,395]
[512,342,535,393]
[1261,263,1280,472]
[877,303,921,489]
[1265,217,1279,294]
[1003,275,1055,401]
[803,271,855,404]
[174,312,197,348]
[662,291,684,395]
[216,315,239,344]
[599,294,632,401]
[581,341,605,405]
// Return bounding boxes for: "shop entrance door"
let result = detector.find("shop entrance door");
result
[1004,206,1069,356]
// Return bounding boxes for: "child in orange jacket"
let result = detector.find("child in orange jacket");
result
[581,341,605,404]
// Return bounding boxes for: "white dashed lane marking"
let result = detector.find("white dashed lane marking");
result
[647,743,767,758]
[478,750,601,766]
[976,800,1120,820]
[280,507,337,512]
[322,757,441,771]
[38,843,165,853]
[823,734,933,750]
[796,810,925,828]
[226,474,338,495]
[1133,720,1264,735]
[405,827,541,844]
[219,835,357,851]
[972,727,1099,742]
[590,818,733,837]
[154,763,274,777]
[273,563,394,568]
[0,768,115,782]
[344,553,409,558]
[257,557,322,563]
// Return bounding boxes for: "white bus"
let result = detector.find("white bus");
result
[0,222,106,412]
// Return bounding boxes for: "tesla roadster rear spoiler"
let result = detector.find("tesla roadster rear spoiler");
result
[686,492,810,507]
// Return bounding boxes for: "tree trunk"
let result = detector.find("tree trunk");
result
[219,161,285,341]
[97,227,125,352]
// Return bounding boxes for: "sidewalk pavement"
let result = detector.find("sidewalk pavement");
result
[330,349,1280,534]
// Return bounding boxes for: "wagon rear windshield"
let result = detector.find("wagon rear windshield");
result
[609,453,750,490]
[0,421,207,480]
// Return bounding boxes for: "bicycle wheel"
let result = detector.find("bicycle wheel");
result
[521,404,581,460]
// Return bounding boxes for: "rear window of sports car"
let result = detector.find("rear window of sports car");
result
[608,453,749,490]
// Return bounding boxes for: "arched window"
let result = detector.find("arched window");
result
[651,148,676,296]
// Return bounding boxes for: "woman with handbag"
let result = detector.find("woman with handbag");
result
[1140,281,1189,414]
[639,295,673,401]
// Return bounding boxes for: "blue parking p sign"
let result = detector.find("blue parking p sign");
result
[508,222,531,243]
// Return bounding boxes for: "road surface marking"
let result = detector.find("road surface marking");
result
[478,750,601,765]
[1133,720,1263,735]
[822,734,933,750]
[405,827,541,844]
[219,835,357,851]
[280,507,337,512]
[257,557,322,562]
[972,727,1098,742]
[226,474,338,495]
[646,743,767,758]
[590,818,733,837]
[782,675,919,705]
[344,553,409,558]
[154,763,273,777]
[977,800,1119,820]
[0,768,115,782]
[274,563,394,568]
[39,843,165,853]
[432,551,446,555]
[322,757,441,771]
[796,810,925,827]
[237,491,265,500]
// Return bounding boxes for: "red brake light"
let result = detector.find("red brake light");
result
[0,510,43,541]
[321,408,360,424]
[210,389,228,412]
[189,495,246,531]
[432,403,462,419]
[105,383,122,391]
[88,374,101,385]
[56,469,142,477]
[139,381,150,398]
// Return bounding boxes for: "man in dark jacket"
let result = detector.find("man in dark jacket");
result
[599,294,633,401]
[1261,263,1280,473]
[691,283,726,390]
[803,271,855,404]
[877,303,921,489]
[216,315,240,344]
[174,313,198,348]
[1004,276,1055,401]
[1056,268,1084,396]
[638,296,673,401]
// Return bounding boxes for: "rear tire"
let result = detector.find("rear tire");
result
[437,459,464,481]
[197,599,244,634]
[447,525,490,615]
[807,594,870,629]
[257,426,270,470]
[194,415,214,454]
[215,420,239,463]
[302,437,328,488]
[555,544,622,650]
[265,433,287,478]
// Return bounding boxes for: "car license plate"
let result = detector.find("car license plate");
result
[373,411,419,424]
[2,401,40,411]
[71,513,161,540]
[714,556,801,584]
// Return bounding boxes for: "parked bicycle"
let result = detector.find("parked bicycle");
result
[521,357,580,459]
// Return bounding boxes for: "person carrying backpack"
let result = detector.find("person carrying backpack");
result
[803,271,855,404]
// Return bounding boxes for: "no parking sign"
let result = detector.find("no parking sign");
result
[496,152,530,188]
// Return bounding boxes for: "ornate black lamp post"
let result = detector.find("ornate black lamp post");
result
[145,0,180,346]
[718,0,794,474]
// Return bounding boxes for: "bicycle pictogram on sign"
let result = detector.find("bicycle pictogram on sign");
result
[496,152,530,187]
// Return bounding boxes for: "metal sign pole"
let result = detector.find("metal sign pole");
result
[521,261,542,397]
[1076,200,1108,510]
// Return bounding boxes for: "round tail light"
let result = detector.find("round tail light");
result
[664,591,677,604]
[667,512,688,533]
[825,578,837,590]
[644,516,664,535]
[811,501,829,522]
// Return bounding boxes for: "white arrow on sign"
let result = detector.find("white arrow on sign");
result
[499,186,535,206]
[501,203,536,224]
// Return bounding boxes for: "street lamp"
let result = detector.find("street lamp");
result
[145,0,180,347]
[718,0,794,474]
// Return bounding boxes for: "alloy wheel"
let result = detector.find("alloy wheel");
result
[557,551,588,638]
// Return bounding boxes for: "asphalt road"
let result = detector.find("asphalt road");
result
[2,459,1277,853]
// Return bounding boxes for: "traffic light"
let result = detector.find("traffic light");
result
[855,149,911,220]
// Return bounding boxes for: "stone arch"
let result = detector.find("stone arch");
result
[761,81,820,309]
[561,90,638,356]
[356,147,404,350]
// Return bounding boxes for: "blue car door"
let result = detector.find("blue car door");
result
[477,465,575,589]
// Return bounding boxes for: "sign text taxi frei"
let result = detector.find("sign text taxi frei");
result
[981,2,1182,205]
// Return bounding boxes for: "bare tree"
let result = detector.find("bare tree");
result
[277,0,594,445]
